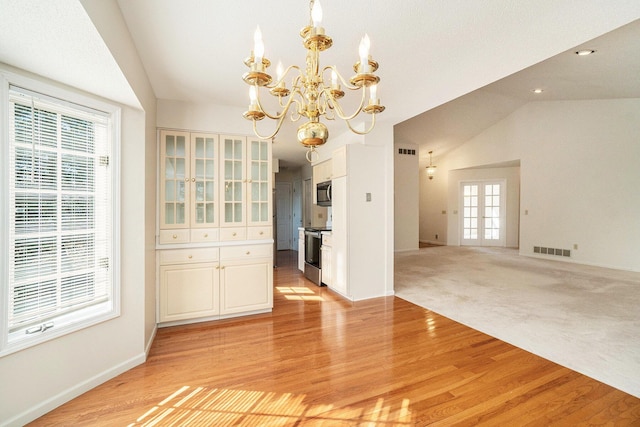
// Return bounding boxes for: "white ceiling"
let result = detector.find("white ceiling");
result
[1,1,638,168]
[114,1,639,167]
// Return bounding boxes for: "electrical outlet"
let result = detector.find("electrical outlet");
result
[435,234,439,240]
[366,192,372,202]
[573,243,578,250]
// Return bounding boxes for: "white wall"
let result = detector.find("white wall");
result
[419,153,449,245]
[431,98,640,271]
[1,1,157,424]
[394,142,419,251]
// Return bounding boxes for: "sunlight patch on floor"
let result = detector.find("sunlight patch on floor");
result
[129,386,414,426]
[276,286,325,301]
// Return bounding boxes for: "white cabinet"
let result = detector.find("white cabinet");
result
[330,144,386,300]
[220,135,272,233]
[298,227,305,272]
[321,232,332,286]
[158,248,220,323]
[158,244,272,325]
[160,131,219,233]
[220,245,273,315]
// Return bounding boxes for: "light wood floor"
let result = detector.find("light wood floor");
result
[30,251,640,426]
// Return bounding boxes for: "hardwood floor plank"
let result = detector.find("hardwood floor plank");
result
[28,250,640,426]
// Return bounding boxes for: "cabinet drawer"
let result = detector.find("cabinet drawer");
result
[221,244,272,261]
[220,227,247,241]
[159,229,190,244]
[159,248,220,265]
[322,233,332,246]
[190,228,220,243]
[248,226,272,240]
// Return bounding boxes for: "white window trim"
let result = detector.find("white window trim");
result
[0,67,121,357]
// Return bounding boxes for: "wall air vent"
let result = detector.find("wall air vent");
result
[534,246,571,257]
[397,148,416,156]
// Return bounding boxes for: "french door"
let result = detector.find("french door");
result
[460,181,506,247]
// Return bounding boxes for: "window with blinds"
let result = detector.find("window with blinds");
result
[2,81,119,354]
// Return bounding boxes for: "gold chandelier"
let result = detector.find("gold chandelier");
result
[242,0,385,162]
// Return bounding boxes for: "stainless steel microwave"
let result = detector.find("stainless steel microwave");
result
[317,181,332,206]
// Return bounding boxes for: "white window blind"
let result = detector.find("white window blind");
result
[6,85,115,344]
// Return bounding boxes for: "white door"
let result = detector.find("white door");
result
[460,181,506,247]
[276,182,292,250]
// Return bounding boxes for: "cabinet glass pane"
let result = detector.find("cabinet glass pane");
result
[195,137,204,157]
[225,161,233,180]
[165,135,175,156]
[177,181,185,202]
[234,182,242,200]
[225,203,233,222]
[251,141,259,159]
[252,202,259,222]
[196,159,204,179]
[195,182,204,202]
[260,141,268,160]
[234,161,242,180]
[261,204,268,221]
[224,139,233,159]
[252,182,259,201]
[176,203,185,224]
[234,140,243,159]
[165,158,175,178]
[176,136,186,156]
[234,203,242,221]
[206,160,215,179]
[165,203,174,224]
[251,162,259,181]
[260,162,268,181]
[165,180,175,201]
[206,181,214,201]
[260,182,268,201]
[176,158,185,180]
[206,138,214,157]
[206,203,214,223]
[195,203,204,223]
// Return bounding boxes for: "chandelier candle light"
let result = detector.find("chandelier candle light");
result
[242,0,385,162]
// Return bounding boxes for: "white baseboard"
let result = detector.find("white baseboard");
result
[3,353,146,427]
[145,325,158,358]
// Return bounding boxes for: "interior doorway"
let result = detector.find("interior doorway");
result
[276,182,292,250]
[460,180,506,247]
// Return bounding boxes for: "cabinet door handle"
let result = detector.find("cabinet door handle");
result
[232,232,237,236]
[246,251,251,255]
[172,234,177,239]
[184,178,189,182]
[188,255,192,259]
[216,266,220,270]
[192,178,196,182]
[220,266,225,270]
[259,231,264,235]
[204,233,208,238]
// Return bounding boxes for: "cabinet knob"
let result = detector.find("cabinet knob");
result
[184,178,189,182]
[220,266,225,270]
[172,234,177,239]
[232,232,237,236]
[192,178,195,182]
[259,231,264,235]
[246,251,250,255]
[188,255,193,259]
[204,233,208,238]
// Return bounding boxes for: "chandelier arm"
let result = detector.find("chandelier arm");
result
[255,85,296,120]
[266,65,302,89]
[322,66,361,91]
[342,112,378,136]
[325,85,367,121]
[251,112,289,141]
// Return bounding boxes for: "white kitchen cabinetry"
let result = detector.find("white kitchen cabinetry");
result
[158,248,220,323]
[330,143,386,300]
[158,245,272,325]
[298,227,305,272]
[158,129,274,326]
[160,131,220,243]
[220,244,273,315]
[220,135,272,237]
[321,232,332,286]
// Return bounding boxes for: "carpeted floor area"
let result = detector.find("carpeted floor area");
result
[394,245,640,397]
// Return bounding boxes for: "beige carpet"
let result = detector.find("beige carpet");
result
[394,246,640,397]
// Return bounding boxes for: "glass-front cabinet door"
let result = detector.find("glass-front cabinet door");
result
[248,138,271,226]
[160,130,190,229]
[221,135,246,227]
[190,133,218,228]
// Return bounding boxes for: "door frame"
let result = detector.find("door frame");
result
[275,182,293,250]
[458,179,507,247]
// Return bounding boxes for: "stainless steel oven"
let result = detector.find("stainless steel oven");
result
[304,227,329,285]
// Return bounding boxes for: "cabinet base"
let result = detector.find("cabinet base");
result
[157,308,272,328]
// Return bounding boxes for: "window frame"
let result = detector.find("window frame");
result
[0,68,121,357]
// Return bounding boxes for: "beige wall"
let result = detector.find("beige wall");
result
[394,142,419,251]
